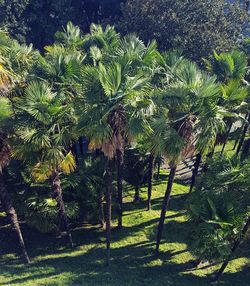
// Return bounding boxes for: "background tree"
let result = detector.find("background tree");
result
[0,0,29,43]
[118,0,247,63]
[0,0,125,50]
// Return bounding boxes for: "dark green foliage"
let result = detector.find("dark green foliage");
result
[188,156,250,261]
[0,0,124,49]
[118,0,247,62]
[0,0,29,43]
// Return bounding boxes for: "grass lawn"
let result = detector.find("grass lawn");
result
[0,142,249,286]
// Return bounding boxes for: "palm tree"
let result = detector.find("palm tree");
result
[214,216,250,281]
[0,97,30,263]
[153,58,224,252]
[219,81,248,155]
[189,101,228,193]
[77,49,155,263]
[153,112,195,252]
[205,50,248,154]
[13,81,77,247]
[0,32,33,263]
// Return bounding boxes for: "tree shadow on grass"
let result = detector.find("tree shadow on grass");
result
[1,241,249,286]
[1,214,249,286]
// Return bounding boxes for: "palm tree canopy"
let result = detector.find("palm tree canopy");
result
[13,81,77,181]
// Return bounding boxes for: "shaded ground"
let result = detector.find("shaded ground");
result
[0,142,249,286]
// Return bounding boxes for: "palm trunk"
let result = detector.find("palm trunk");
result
[232,139,238,150]
[134,185,140,203]
[233,113,249,151]
[51,170,73,248]
[189,153,202,193]
[98,192,105,228]
[0,174,30,263]
[116,148,124,228]
[156,160,161,180]
[236,113,250,156]
[104,159,113,266]
[213,216,250,281]
[147,154,155,210]
[221,122,233,155]
[156,165,177,252]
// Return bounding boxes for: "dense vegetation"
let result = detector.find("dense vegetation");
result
[0,1,250,285]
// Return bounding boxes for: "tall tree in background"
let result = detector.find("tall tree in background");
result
[0,0,29,43]
[0,0,125,50]
[118,0,247,63]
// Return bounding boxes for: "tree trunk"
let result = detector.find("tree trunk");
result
[116,148,124,228]
[147,154,155,210]
[213,216,250,281]
[98,192,105,228]
[134,185,140,203]
[236,113,250,156]
[51,170,73,248]
[0,174,30,263]
[221,122,233,155]
[232,139,239,150]
[156,159,161,180]
[156,165,177,252]
[233,113,249,151]
[104,159,113,266]
[189,153,202,193]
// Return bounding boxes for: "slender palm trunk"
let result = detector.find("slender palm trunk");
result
[156,160,161,180]
[232,139,238,150]
[98,192,105,228]
[156,165,177,252]
[104,159,113,266]
[236,113,250,156]
[134,185,140,203]
[213,216,250,281]
[221,122,233,155]
[51,170,73,247]
[116,148,124,228]
[0,174,30,263]
[147,154,155,210]
[233,113,249,151]
[189,153,202,193]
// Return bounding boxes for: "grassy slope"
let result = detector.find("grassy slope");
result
[0,143,249,286]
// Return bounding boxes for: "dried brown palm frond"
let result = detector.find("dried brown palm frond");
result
[107,104,127,154]
[0,63,11,95]
[177,114,197,158]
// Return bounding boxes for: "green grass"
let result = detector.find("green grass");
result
[0,156,249,285]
